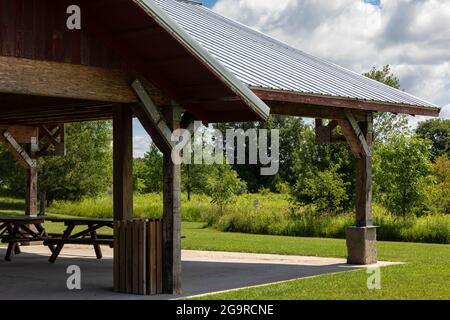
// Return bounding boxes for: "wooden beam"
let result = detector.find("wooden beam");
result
[162,106,182,294]
[344,110,371,157]
[0,56,170,107]
[132,79,174,154]
[268,101,367,121]
[113,105,133,221]
[338,111,371,159]
[0,126,37,144]
[0,131,37,168]
[253,87,440,117]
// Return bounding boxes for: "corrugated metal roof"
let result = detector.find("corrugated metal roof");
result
[153,0,440,111]
[135,0,270,121]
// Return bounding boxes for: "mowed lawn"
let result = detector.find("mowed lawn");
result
[1,198,449,300]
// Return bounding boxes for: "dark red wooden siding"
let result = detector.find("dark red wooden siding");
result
[0,0,126,69]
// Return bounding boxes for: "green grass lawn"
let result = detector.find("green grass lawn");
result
[182,222,450,300]
[1,197,448,300]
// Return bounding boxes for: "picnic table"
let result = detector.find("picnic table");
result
[0,216,114,263]
[44,217,114,263]
[0,216,53,261]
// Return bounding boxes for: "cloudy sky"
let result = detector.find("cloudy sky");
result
[133,0,450,157]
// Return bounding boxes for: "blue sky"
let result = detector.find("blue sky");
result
[364,0,380,5]
[202,0,218,8]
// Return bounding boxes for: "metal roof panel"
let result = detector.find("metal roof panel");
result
[154,0,440,112]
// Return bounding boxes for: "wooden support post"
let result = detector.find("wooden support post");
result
[26,140,38,216]
[0,130,38,216]
[113,104,133,221]
[162,106,182,294]
[355,114,373,227]
[25,166,38,216]
[340,111,377,265]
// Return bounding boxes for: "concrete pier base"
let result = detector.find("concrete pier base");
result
[346,226,377,265]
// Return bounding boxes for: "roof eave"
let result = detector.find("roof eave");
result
[251,87,441,118]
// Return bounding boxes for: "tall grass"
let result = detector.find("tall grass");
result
[206,199,449,244]
[46,193,449,244]
[48,193,211,222]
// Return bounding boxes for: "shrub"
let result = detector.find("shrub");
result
[291,165,350,213]
[373,135,432,217]
[204,164,247,213]
[423,156,450,215]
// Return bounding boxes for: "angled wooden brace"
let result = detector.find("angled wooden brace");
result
[132,79,175,155]
[1,130,37,169]
[37,124,66,157]
[338,110,372,159]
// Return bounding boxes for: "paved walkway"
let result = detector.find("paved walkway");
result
[0,245,399,300]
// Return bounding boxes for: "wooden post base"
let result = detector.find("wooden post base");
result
[346,226,378,265]
[114,219,163,295]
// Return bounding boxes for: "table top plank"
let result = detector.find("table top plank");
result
[45,216,114,225]
[0,216,46,223]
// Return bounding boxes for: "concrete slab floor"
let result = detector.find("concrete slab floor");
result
[0,246,401,300]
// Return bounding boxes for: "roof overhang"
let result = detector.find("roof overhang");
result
[252,87,441,117]
[79,0,269,123]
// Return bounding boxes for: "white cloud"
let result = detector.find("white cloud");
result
[440,104,450,119]
[213,0,450,121]
[133,135,151,158]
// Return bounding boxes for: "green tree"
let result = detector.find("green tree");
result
[364,65,409,141]
[139,143,164,193]
[215,116,290,192]
[205,164,247,213]
[39,121,113,205]
[182,163,212,200]
[289,125,354,212]
[373,134,432,216]
[423,156,450,214]
[133,158,147,194]
[0,145,25,196]
[416,119,450,159]
[0,122,113,207]
[292,165,350,213]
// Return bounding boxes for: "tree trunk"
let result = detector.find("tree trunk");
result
[39,190,46,216]
[187,164,191,201]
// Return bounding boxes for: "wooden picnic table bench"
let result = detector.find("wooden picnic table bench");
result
[0,216,114,263]
[0,215,54,261]
[44,217,114,263]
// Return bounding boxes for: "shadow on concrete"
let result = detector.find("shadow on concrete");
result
[0,248,359,300]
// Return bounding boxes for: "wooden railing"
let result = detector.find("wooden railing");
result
[113,219,163,295]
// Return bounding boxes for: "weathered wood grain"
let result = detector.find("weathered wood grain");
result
[113,105,133,221]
